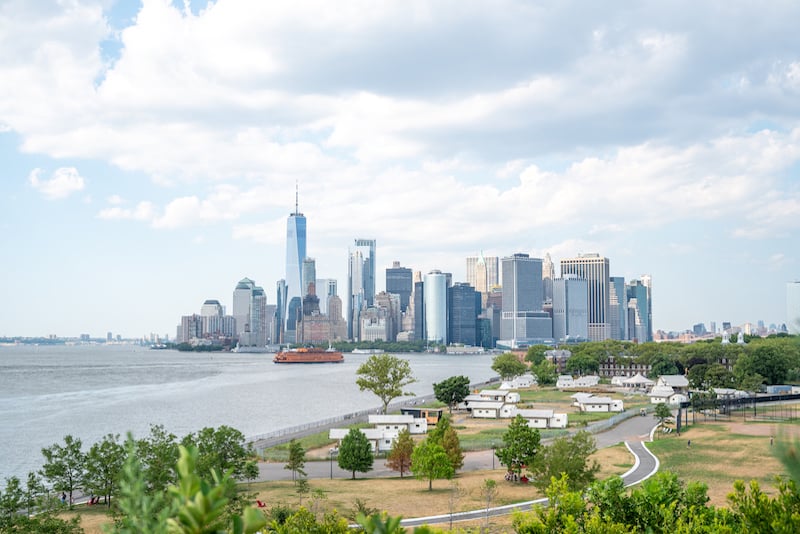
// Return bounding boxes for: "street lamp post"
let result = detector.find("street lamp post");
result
[491,442,495,470]
[329,447,337,479]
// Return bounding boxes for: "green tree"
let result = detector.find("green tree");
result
[648,355,679,378]
[181,425,255,481]
[83,432,125,507]
[480,479,498,532]
[735,345,790,385]
[40,434,85,508]
[654,402,672,426]
[284,439,307,484]
[0,476,23,528]
[411,439,454,491]
[137,424,180,493]
[337,428,374,479]
[432,375,471,413]
[427,414,464,472]
[495,415,541,479]
[23,471,46,516]
[355,354,417,414]
[565,353,599,376]
[386,428,414,478]
[525,345,549,366]
[491,352,528,380]
[530,360,557,386]
[528,431,600,492]
[111,438,266,534]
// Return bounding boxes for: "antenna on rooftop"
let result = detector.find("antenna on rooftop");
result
[295,180,299,214]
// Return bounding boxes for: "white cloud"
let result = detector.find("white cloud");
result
[96,201,156,221]
[28,167,86,199]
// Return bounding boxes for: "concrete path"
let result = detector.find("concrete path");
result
[255,412,664,527]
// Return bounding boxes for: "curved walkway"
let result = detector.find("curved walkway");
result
[256,414,663,527]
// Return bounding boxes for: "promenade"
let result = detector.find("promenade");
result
[253,409,662,526]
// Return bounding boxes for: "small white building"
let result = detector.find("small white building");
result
[516,408,568,429]
[622,373,655,390]
[368,414,428,434]
[647,385,688,405]
[655,375,690,395]
[557,375,600,389]
[328,428,398,453]
[476,389,521,403]
[500,374,536,389]
[574,394,624,412]
[469,400,507,418]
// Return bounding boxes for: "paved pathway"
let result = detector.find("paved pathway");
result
[255,412,663,527]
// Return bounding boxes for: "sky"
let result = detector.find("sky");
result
[1,0,799,339]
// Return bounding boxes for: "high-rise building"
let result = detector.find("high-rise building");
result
[315,278,337,316]
[424,270,448,345]
[274,279,287,343]
[448,282,478,346]
[466,253,499,307]
[560,253,611,341]
[200,299,223,317]
[374,291,401,341]
[500,253,551,346]
[788,281,800,335]
[284,189,307,344]
[552,275,589,342]
[302,258,316,297]
[627,280,649,343]
[640,274,653,341]
[609,276,627,340]
[542,253,555,304]
[347,238,376,341]
[413,278,425,342]
[233,278,256,337]
[386,261,413,312]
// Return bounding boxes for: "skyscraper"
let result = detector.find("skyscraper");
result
[609,276,627,340]
[284,188,307,343]
[788,281,800,335]
[424,270,448,345]
[386,261,413,312]
[466,253,499,306]
[542,253,555,304]
[448,282,478,346]
[627,279,649,343]
[500,253,551,346]
[560,253,611,341]
[347,238,376,340]
[552,275,589,342]
[233,278,255,337]
[302,257,316,297]
[640,274,653,342]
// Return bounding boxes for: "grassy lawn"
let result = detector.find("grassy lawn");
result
[647,419,792,505]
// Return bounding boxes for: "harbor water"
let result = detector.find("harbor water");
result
[0,344,498,482]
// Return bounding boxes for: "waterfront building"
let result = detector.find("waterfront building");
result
[466,253,499,307]
[386,261,413,312]
[640,274,653,341]
[542,253,555,304]
[500,253,552,347]
[347,238,376,341]
[274,279,287,344]
[609,276,627,340]
[560,253,611,341]
[374,291,401,341]
[789,281,800,335]
[424,270,448,345]
[284,190,307,344]
[414,278,425,342]
[360,306,390,342]
[552,275,589,342]
[200,299,223,317]
[302,258,316,297]
[627,279,650,343]
[448,282,478,346]
[233,278,256,337]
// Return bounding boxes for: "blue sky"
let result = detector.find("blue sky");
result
[1,0,798,338]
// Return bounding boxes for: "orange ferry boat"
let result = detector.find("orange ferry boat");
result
[273,346,344,364]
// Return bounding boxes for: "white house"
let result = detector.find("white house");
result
[655,375,689,394]
[328,428,398,453]
[516,408,568,429]
[557,375,600,389]
[500,374,536,389]
[468,400,507,418]
[574,395,624,412]
[647,385,688,405]
[368,414,428,434]
[476,389,521,403]
[622,373,655,390]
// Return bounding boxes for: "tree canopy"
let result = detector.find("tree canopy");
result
[491,352,528,380]
[529,431,600,492]
[355,354,417,414]
[411,439,454,491]
[386,428,414,478]
[495,415,541,478]
[337,428,374,479]
[433,375,471,413]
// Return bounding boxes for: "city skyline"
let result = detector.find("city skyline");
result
[2,1,798,337]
